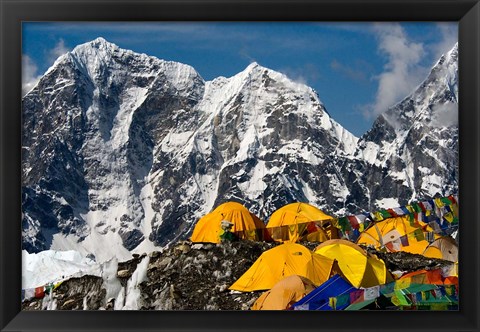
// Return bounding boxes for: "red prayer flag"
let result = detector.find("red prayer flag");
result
[448,195,457,205]
[35,287,45,299]
[385,242,395,251]
[418,202,427,212]
[347,216,359,230]
[387,208,398,217]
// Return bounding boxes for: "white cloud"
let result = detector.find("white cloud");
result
[280,63,320,86]
[22,39,70,96]
[433,23,458,60]
[365,23,426,119]
[49,39,69,62]
[22,55,41,96]
[430,103,458,127]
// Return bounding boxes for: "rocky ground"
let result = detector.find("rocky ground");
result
[22,240,454,311]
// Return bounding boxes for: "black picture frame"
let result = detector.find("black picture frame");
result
[1,0,479,331]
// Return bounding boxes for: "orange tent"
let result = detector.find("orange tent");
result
[397,269,444,286]
[190,202,266,243]
[443,276,458,285]
[356,216,438,254]
[266,202,338,243]
[314,239,388,288]
[251,275,316,310]
[229,243,334,292]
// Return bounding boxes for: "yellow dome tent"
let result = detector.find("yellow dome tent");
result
[266,202,338,243]
[251,275,316,310]
[190,202,266,243]
[356,216,437,254]
[229,243,334,292]
[314,239,388,288]
[422,236,458,262]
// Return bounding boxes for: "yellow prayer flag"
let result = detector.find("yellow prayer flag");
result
[373,211,383,221]
[421,291,427,301]
[395,278,411,290]
[359,223,365,232]
[444,212,454,223]
[329,297,337,309]
[430,304,448,310]
[331,219,341,230]
[411,274,426,284]
[434,198,444,208]
[391,294,401,306]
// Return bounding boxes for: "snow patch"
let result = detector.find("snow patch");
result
[122,255,150,310]
[110,87,149,149]
[360,141,381,165]
[132,181,163,255]
[22,249,100,289]
[101,257,123,303]
[375,198,400,209]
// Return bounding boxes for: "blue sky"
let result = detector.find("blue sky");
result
[22,22,457,136]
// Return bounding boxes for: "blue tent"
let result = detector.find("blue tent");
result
[291,274,356,310]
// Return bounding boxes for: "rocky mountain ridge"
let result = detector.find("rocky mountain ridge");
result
[22,240,453,311]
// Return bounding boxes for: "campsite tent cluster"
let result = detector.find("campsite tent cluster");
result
[190,202,338,244]
[190,200,459,310]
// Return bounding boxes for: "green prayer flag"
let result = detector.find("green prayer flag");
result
[336,293,350,308]
[345,299,375,310]
[380,209,392,219]
[407,213,415,226]
[394,290,411,306]
[338,217,351,232]
[441,197,452,205]
[413,203,422,213]
[380,282,395,296]
[414,229,425,241]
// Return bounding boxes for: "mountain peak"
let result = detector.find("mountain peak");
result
[433,43,458,71]
[71,37,119,56]
[245,61,260,70]
[450,42,458,54]
[91,36,109,44]
[241,61,268,76]
[88,37,116,49]
[445,42,458,64]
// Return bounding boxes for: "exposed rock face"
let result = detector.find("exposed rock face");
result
[141,241,275,310]
[23,275,105,310]
[22,38,205,259]
[22,38,458,259]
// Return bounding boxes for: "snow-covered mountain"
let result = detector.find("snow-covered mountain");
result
[22,38,458,261]
[344,43,458,211]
